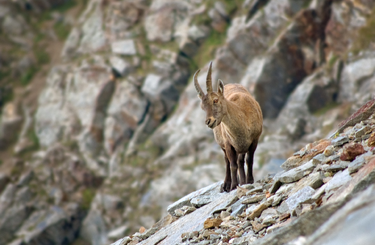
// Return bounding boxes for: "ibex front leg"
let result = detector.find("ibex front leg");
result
[226,144,238,191]
[221,153,231,192]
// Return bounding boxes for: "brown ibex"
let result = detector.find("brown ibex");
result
[194,62,263,192]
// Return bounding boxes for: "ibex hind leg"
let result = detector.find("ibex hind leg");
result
[246,140,258,184]
[220,153,232,192]
[238,153,246,185]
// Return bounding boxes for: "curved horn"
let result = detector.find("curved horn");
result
[194,69,204,99]
[206,61,213,93]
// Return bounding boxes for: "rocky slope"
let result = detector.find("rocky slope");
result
[110,100,375,245]
[1,0,375,244]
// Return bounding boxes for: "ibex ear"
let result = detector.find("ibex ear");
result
[218,79,224,95]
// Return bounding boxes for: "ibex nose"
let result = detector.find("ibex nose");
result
[205,118,211,125]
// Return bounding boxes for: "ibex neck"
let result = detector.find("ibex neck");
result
[221,100,243,132]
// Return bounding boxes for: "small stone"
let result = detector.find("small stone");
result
[269,180,282,194]
[277,201,289,214]
[323,145,335,157]
[262,216,276,226]
[300,204,313,215]
[332,136,349,147]
[242,194,266,204]
[312,154,326,165]
[204,218,222,229]
[251,221,267,233]
[220,211,230,219]
[237,186,249,198]
[245,186,263,195]
[340,143,365,161]
[368,133,375,147]
[348,155,366,173]
[272,194,283,206]
[279,212,290,221]
[139,226,146,233]
[248,202,270,220]
[231,199,247,217]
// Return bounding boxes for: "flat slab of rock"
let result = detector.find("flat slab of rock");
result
[286,186,315,211]
[325,169,352,192]
[137,190,237,245]
[111,39,137,55]
[167,181,223,215]
[278,160,315,183]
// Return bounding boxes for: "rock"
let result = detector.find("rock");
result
[251,221,267,233]
[111,236,131,245]
[166,181,223,216]
[61,27,81,59]
[245,186,263,195]
[248,201,270,220]
[111,40,137,55]
[80,209,107,245]
[332,97,375,136]
[0,174,10,193]
[368,133,375,147]
[254,201,344,245]
[278,160,315,183]
[242,194,266,204]
[269,180,282,194]
[323,145,334,157]
[175,206,196,217]
[280,156,304,170]
[204,218,223,229]
[286,186,315,211]
[17,204,85,245]
[339,143,365,161]
[0,102,23,148]
[325,169,352,193]
[331,136,349,147]
[78,4,106,54]
[2,15,26,36]
[108,226,128,240]
[0,204,33,244]
[348,155,366,174]
[306,186,375,245]
[231,199,247,217]
[144,1,190,42]
[109,56,132,76]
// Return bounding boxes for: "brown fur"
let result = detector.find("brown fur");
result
[194,62,263,192]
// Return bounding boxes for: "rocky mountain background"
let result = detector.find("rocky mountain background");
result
[0,0,375,244]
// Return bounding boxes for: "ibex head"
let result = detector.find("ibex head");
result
[194,61,226,129]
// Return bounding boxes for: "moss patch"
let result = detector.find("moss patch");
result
[352,7,375,54]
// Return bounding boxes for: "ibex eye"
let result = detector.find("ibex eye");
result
[214,99,218,104]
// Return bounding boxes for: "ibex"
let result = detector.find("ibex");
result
[194,62,263,192]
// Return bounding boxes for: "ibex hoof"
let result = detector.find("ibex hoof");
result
[221,182,231,193]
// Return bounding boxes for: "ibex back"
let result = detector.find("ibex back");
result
[194,62,263,192]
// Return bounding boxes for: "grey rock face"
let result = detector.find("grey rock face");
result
[286,186,315,211]
[111,40,137,55]
[325,169,352,192]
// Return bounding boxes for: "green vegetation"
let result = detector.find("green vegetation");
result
[352,7,375,54]
[192,29,227,69]
[313,102,340,116]
[20,67,37,86]
[54,22,71,40]
[81,188,96,210]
